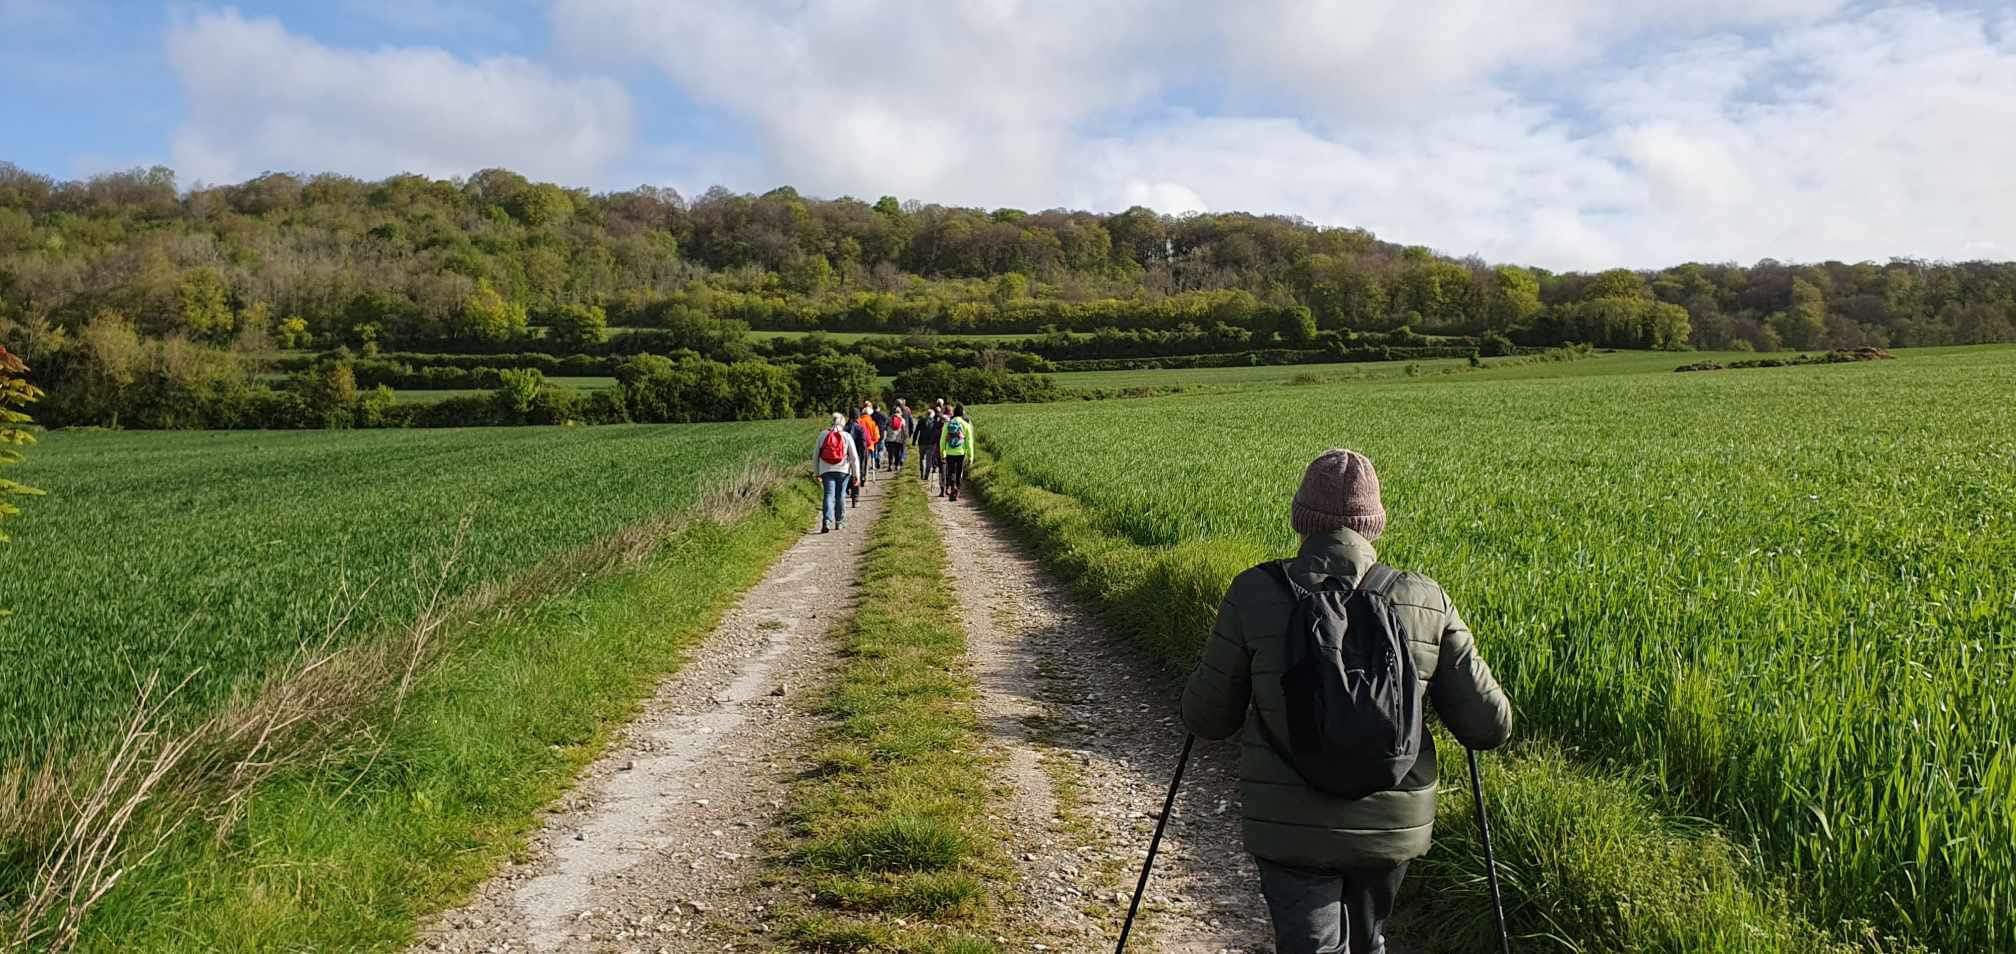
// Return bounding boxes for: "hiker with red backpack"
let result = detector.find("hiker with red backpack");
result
[1177,449,1512,954]
[937,404,973,501]
[883,401,909,473]
[813,412,863,533]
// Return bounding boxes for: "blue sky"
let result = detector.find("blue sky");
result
[3,1,2014,270]
[1,1,750,180]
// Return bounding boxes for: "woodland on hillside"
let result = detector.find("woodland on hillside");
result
[1,163,2011,428]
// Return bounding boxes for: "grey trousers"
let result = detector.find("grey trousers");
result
[1255,858,1407,954]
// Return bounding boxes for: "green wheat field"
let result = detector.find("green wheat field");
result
[981,345,2016,952]
[0,422,810,758]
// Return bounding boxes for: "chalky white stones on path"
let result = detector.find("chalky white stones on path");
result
[927,490,1275,952]
[412,476,891,953]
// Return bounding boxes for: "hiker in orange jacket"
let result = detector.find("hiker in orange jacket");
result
[855,402,881,480]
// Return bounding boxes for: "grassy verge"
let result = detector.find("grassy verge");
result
[55,477,820,951]
[776,475,1004,952]
[966,450,1896,954]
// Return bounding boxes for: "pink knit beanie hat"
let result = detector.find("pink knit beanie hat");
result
[1291,449,1387,540]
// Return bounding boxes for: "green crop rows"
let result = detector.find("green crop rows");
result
[980,346,2016,952]
[0,422,811,760]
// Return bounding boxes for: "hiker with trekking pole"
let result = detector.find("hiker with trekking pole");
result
[1121,449,1515,954]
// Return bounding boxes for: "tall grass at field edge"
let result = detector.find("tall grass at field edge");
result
[966,450,1899,954]
[777,477,1005,953]
[24,476,821,951]
[1,424,819,761]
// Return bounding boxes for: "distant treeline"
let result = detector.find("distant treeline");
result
[6,164,2014,352]
[4,162,2013,427]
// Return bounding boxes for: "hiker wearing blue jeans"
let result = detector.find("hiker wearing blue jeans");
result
[813,412,862,533]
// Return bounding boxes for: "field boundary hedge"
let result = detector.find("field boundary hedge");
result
[1048,345,1489,373]
[965,448,1880,954]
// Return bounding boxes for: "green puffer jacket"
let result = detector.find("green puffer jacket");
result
[1180,528,1512,868]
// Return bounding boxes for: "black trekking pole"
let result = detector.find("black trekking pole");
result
[1467,748,1513,954]
[1116,733,1194,953]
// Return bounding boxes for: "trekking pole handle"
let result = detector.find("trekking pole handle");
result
[1116,732,1194,954]
[1468,748,1513,954]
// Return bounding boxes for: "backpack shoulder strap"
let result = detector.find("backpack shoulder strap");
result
[1356,563,1401,597]
[1259,560,1310,600]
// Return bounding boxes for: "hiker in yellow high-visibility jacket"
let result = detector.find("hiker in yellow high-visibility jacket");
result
[937,404,973,501]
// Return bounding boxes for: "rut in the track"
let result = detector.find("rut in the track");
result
[414,475,890,954]
[927,488,1273,953]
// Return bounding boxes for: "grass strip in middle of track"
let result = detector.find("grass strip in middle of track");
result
[779,476,1004,953]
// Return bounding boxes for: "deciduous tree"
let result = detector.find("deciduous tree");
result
[0,345,43,546]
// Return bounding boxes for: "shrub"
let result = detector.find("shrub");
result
[537,303,607,353]
[295,363,360,428]
[888,361,1061,407]
[724,360,797,420]
[456,281,527,343]
[407,394,504,427]
[614,354,677,421]
[613,354,793,423]
[493,368,544,416]
[580,388,628,425]
[354,385,404,427]
[525,386,585,425]
[794,353,879,416]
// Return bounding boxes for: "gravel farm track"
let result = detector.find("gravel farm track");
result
[926,489,1273,952]
[414,478,886,953]
[414,468,1421,953]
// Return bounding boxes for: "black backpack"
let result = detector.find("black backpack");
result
[1257,562,1422,799]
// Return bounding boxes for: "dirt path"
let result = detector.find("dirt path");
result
[414,473,890,954]
[927,488,1274,952]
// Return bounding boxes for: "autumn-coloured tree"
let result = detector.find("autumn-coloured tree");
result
[0,345,43,544]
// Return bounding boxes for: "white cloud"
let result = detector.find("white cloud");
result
[1197,0,1840,126]
[1587,5,2016,266]
[550,0,1163,205]
[1117,181,1209,217]
[167,8,632,186]
[561,1,2016,270]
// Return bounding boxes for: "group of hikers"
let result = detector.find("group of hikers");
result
[813,397,973,531]
[812,411,1511,953]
